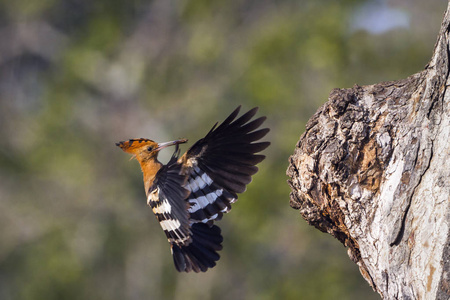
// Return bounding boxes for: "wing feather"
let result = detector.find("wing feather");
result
[150,153,191,246]
[182,106,270,224]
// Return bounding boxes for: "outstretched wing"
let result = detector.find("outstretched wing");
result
[181,106,270,224]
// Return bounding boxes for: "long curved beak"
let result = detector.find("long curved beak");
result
[155,139,188,151]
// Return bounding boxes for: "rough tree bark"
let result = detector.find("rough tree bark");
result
[287,4,450,300]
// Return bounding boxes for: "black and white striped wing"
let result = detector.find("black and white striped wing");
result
[184,166,235,223]
[149,156,191,246]
[183,106,270,224]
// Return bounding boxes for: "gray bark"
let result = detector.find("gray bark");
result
[286,3,450,300]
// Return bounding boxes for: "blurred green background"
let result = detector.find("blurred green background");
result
[0,0,446,299]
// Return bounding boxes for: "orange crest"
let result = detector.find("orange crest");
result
[116,138,158,155]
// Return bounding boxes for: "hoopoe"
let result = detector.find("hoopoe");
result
[116,106,269,272]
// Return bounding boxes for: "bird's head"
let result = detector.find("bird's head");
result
[116,138,187,163]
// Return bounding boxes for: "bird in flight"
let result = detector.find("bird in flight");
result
[116,106,270,272]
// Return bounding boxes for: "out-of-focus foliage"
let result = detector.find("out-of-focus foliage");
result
[0,0,446,299]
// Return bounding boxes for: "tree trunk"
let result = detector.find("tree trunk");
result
[286,4,450,300]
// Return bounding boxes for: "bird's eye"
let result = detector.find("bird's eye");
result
[147,146,153,151]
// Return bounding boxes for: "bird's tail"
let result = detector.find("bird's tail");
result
[171,223,223,272]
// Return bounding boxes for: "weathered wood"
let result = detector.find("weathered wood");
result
[287,3,450,299]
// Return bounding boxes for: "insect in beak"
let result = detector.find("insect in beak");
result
[155,139,188,151]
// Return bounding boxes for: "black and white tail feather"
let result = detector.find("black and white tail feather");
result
[150,106,269,272]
